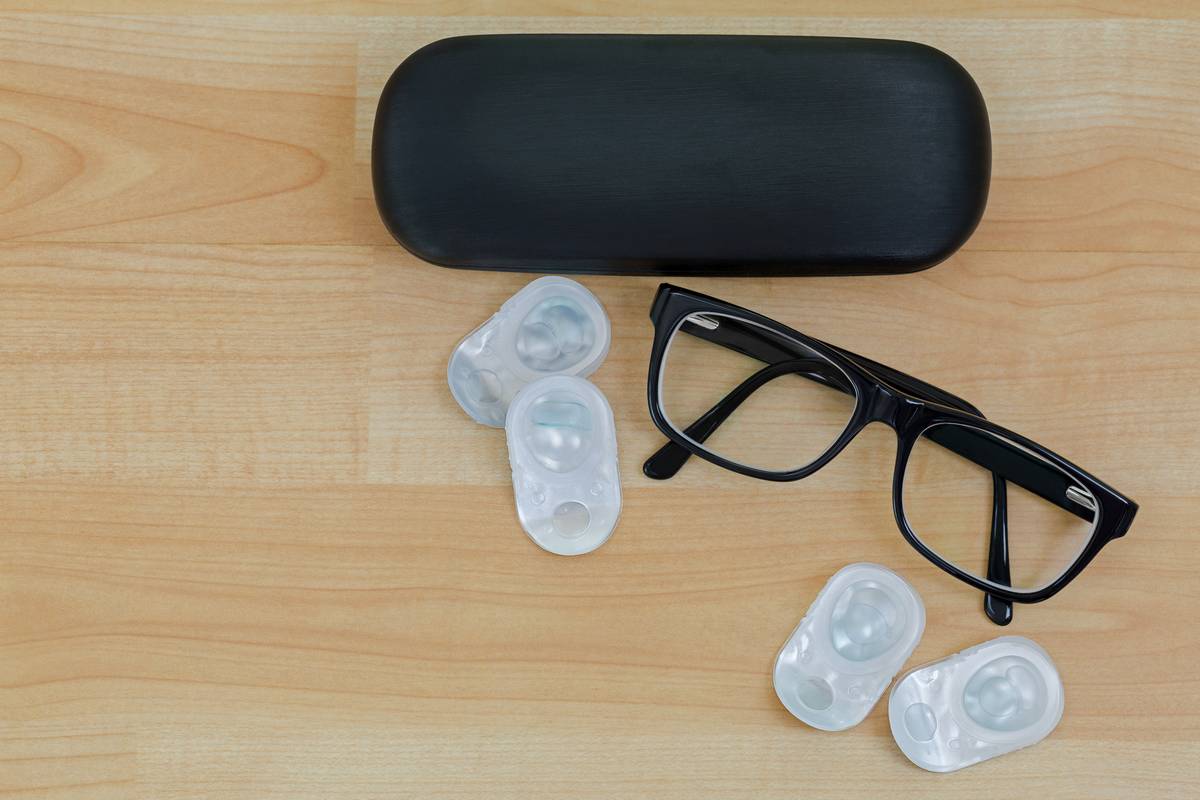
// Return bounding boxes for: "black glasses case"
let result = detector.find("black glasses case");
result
[372,34,990,276]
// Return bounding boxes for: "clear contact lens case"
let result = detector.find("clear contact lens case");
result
[774,563,925,731]
[889,635,1064,772]
[505,375,620,556]
[448,277,611,427]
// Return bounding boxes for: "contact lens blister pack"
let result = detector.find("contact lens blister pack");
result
[888,635,1063,772]
[774,563,925,731]
[505,375,620,556]
[448,277,611,427]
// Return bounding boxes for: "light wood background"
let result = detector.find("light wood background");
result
[2,3,1198,798]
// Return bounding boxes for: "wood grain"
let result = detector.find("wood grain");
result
[0,15,358,244]
[2,7,1198,799]
[2,2,1200,18]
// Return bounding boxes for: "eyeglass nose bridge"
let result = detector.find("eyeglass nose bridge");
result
[862,382,925,431]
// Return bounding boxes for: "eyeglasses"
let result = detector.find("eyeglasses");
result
[644,284,1138,624]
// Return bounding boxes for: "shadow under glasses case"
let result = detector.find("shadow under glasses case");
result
[372,34,990,276]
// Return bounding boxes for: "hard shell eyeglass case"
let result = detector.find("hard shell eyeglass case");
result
[372,34,990,276]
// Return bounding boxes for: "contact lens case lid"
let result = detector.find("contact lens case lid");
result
[888,635,1063,773]
[773,563,925,732]
[449,276,611,427]
[505,374,620,556]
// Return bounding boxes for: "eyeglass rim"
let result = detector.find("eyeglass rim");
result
[655,310,863,475]
[645,283,1139,605]
[896,419,1101,595]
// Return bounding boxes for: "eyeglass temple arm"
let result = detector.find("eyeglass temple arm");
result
[647,322,1092,624]
[642,355,1020,624]
[643,358,848,480]
[797,349,1087,519]
[816,344,1033,625]
[645,320,849,481]
[985,476,1013,624]
[645,326,1088,520]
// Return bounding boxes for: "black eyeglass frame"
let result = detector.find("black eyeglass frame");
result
[644,284,1138,619]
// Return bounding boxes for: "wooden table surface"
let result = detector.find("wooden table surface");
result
[2,3,1198,798]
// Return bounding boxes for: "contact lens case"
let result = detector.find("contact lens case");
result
[505,375,620,556]
[449,277,611,427]
[888,635,1064,772]
[773,563,925,731]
